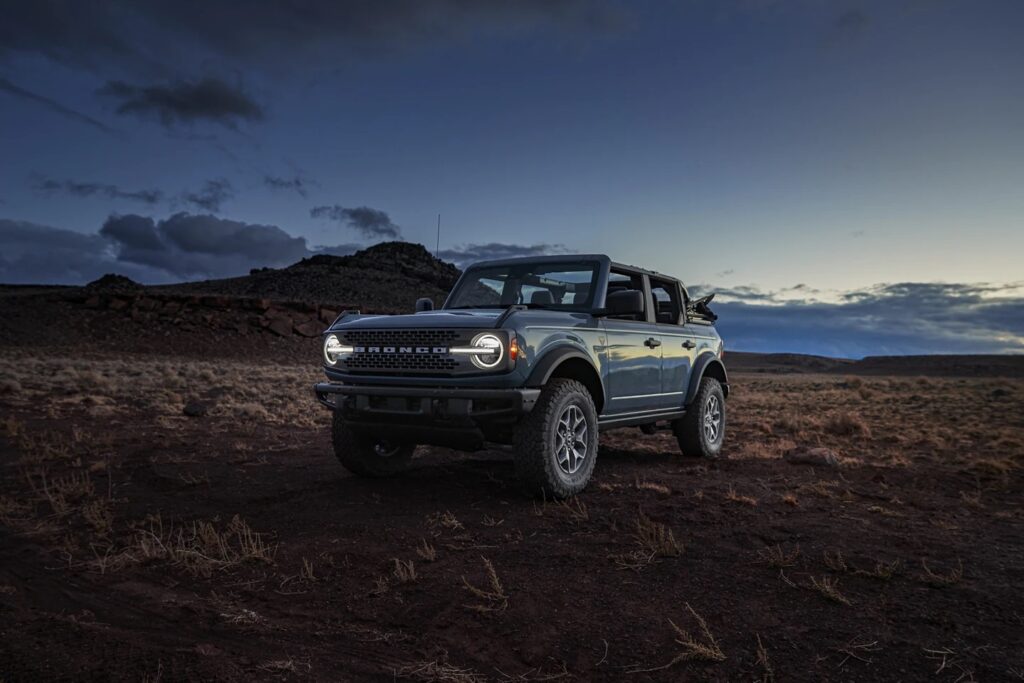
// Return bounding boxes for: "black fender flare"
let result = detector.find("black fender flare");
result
[525,346,606,410]
[684,353,729,406]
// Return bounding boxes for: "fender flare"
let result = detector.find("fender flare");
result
[525,346,606,410]
[684,353,729,406]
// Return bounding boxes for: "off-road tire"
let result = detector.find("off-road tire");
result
[513,378,598,499]
[332,411,415,477]
[673,377,726,459]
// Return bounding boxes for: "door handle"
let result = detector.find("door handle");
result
[644,337,661,349]
[682,340,696,350]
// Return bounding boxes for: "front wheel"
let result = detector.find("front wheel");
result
[513,378,598,498]
[332,412,415,477]
[673,377,726,459]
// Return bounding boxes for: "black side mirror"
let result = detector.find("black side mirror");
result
[415,297,434,312]
[603,289,644,317]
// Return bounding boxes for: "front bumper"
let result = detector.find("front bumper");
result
[313,382,540,419]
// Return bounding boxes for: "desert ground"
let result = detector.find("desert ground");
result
[1,264,1022,681]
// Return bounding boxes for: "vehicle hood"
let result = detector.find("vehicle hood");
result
[329,309,502,331]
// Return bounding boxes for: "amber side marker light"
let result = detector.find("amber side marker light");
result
[509,336,520,362]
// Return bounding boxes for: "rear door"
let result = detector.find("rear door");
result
[650,278,696,410]
[600,269,664,415]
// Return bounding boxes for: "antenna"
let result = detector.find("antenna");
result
[435,213,441,259]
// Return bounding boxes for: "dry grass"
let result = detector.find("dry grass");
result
[123,514,275,577]
[919,558,964,587]
[823,549,848,572]
[627,603,725,673]
[300,557,316,582]
[612,512,682,570]
[757,544,800,568]
[462,556,508,612]
[808,575,852,605]
[416,539,437,562]
[394,658,486,683]
[755,634,774,682]
[429,510,464,532]
[855,559,902,581]
[0,353,324,427]
[724,485,758,507]
[634,478,671,495]
[823,412,872,438]
[392,558,418,583]
[557,497,589,523]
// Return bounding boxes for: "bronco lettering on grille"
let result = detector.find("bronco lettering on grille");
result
[352,346,448,354]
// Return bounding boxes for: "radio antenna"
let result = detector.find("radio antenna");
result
[435,213,441,259]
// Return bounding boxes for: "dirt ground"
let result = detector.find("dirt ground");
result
[1,349,1022,682]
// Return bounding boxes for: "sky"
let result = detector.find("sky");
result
[1,0,1022,356]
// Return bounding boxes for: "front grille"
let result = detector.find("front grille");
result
[337,329,466,374]
[341,329,460,347]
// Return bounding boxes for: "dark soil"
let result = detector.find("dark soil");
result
[1,373,1021,681]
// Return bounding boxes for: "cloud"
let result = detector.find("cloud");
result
[35,176,163,205]
[99,212,309,280]
[180,178,233,213]
[693,281,1024,357]
[0,2,627,75]
[264,174,309,198]
[437,242,569,268]
[0,218,159,284]
[97,78,264,128]
[0,77,117,135]
[0,213,361,284]
[310,205,402,240]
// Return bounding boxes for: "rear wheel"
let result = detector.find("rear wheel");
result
[332,412,415,477]
[673,377,726,459]
[513,378,598,498]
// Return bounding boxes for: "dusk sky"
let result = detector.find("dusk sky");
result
[2,0,1022,356]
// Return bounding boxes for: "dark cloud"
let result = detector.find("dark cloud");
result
[0,213,358,284]
[99,212,308,280]
[437,242,569,268]
[0,218,157,284]
[310,205,402,240]
[264,174,309,198]
[693,281,1024,357]
[0,77,117,135]
[99,213,163,250]
[97,78,264,128]
[180,178,234,213]
[35,177,163,205]
[0,2,626,75]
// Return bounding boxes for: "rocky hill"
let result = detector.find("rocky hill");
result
[156,241,459,310]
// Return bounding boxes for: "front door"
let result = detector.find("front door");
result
[600,269,663,415]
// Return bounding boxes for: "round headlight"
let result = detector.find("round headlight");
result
[470,333,504,369]
[323,334,343,365]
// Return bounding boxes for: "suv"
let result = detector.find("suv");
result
[314,255,728,497]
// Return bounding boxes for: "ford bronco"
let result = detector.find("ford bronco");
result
[314,255,728,497]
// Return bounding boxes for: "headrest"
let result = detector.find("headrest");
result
[530,290,554,305]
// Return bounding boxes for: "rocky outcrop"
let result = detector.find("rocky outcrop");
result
[66,291,353,339]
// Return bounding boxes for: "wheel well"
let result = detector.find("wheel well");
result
[548,357,604,413]
[701,360,728,398]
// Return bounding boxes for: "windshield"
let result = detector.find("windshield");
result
[445,261,599,311]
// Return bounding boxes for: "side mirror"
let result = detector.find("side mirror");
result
[603,289,644,317]
[415,297,434,312]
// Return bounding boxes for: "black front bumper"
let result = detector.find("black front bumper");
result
[313,382,540,419]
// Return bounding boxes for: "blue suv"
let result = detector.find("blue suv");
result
[315,255,728,497]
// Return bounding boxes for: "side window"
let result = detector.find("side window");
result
[606,269,645,321]
[650,279,683,325]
